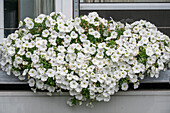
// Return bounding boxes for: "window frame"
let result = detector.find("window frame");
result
[0,0,55,84]
[0,0,75,84]
[0,0,169,84]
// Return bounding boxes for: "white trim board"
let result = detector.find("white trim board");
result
[80,3,170,10]
[0,0,4,42]
[55,0,73,20]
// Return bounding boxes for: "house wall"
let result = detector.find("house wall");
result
[0,91,170,113]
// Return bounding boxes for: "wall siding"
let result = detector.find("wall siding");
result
[0,91,170,113]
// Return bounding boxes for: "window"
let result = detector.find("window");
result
[0,0,54,84]
[79,1,170,83]
[4,0,18,38]
[0,0,54,39]
[0,0,169,84]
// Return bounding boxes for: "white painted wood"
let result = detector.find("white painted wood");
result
[80,3,170,10]
[0,90,170,113]
[55,0,62,12]
[55,0,73,19]
[63,0,73,19]
[0,0,4,42]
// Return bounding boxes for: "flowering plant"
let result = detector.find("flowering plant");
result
[0,12,170,106]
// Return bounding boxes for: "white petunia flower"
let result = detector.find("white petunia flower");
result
[41,74,48,81]
[111,54,119,62]
[70,80,78,89]
[35,14,46,23]
[130,75,138,83]
[121,82,128,91]
[93,31,100,38]
[31,54,39,63]
[132,65,141,73]
[29,69,37,77]
[10,33,18,40]
[18,21,23,28]
[42,29,49,37]
[134,82,140,89]
[46,69,55,77]
[70,31,78,39]
[26,52,32,58]
[67,44,75,53]
[8,47,15,56]
[96,52,104,59]
[15,56,23,64]
[146,47,154,56]
[57,46,66,53]
[28,78,35,87]
[111,31,117,39]
[22,69,28,76]
[47,86,55,92]
[74,17,81,25]
[56,56,64,64]
[45,19,51,27]
[80,34,87,42]
[26,21,34,29]
[123,30,132,37]
[36,80,44,89]
[98,42,106,49]
[80,80,89,88]
[64,35,72,42]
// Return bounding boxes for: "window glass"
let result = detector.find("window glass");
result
[80,10,170,36]
[4,0,54,38]
[4,0,18,38]
[4,0,35,38]
[34,0,55,17]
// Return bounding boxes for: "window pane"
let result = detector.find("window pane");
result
[4,28,18,38]
[20,0,35,20]
[20,0,55,21]
[4,0,18,37]
[81,0,170,2]
[4,0,55,38]
[34,0,55,17]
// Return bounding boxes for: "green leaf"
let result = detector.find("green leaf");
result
[45,77,56,86]
[71,97,77,105]
[81,88,90,99]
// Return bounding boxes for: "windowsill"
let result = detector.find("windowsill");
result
[0,90,170,96]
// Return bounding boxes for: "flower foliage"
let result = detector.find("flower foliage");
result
[0,12,170,106]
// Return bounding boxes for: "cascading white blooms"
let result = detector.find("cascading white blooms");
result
[0,12,170,106]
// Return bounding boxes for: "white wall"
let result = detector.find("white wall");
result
[0,90,170,113]
[0,0,4,40]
